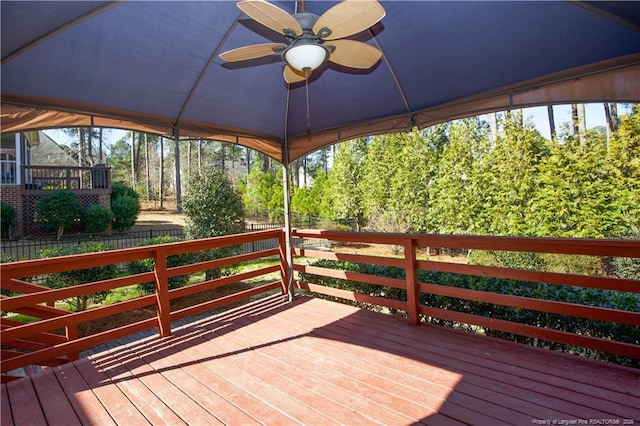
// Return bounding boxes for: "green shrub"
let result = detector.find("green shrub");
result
[609,232,640,281]
[299,259,639,366]
[83,204,114,234]
[111,195,140,231]
[127,235,198,294]
[38,242,116,311]
[1,253,17,308]
[1,202,15,237]
[111,182,140,202]
[35,190,82,238]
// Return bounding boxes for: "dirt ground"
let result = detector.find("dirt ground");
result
[132,201,186,231]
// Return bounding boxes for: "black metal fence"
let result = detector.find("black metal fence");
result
[1,223,284,262]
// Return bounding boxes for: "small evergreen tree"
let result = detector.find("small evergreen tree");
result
[182,168,245,279]
[110,183,140,231]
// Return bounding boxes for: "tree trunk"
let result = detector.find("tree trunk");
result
[198,139,203,172]
[130,131,136,188]
[488,112,498,144]
[303,155,308,188]
[293,159,300,188]
[87,127,94,166]
[262,153,270,173]
[246,147,252,176]
[79,128,86,167]
[604,103,619,147]
[174,134,182,212]
[159,136,164,208]
[547,105,556,140]
[187,139,192,179]
[145,133,151,201]
[98,128,104,163]
[577,103,586,146]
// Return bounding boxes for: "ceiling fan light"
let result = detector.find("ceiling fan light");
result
[284,44,327,72]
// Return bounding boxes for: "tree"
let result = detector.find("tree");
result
[476,120,549,235]
[429,118,488,234]
[608,103,640,232]
[324,138,368,230]
[528,134,624,238]
[267,167,285,222]
[243,162,275,217]
[388,127,448,233]
[182,168,245,278]
[111,183,140,231]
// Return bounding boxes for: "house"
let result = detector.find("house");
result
[0,131,111,238]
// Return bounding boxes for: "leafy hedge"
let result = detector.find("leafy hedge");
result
[127,235,198,293]
[37,242,116,311]
[299,259,639,366]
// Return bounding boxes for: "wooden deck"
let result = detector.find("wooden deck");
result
[2,295,639,425]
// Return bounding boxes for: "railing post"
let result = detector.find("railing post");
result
[153,248,172,337]
[278,229,290,296]
[404,238,419,326]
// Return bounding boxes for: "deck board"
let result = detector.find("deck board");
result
[3,294,639,425]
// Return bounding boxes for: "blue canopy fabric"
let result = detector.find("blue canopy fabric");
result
[1,1,639,163]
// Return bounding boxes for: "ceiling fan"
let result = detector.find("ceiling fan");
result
[219,0,385,83]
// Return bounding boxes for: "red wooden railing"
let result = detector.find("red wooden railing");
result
[292,230,640,360]
[0,229,287,382]
[1,228,639,382]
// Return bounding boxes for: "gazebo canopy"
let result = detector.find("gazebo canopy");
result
[1,1,639,163]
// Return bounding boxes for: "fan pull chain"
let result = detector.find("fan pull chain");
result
[305,70,311,128]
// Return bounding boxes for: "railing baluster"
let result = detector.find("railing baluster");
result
[66,324,79,361]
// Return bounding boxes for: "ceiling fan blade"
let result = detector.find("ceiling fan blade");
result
[237,0,302,36]
[326,39,382,69]
[313,0,385,41]
[283,65,309,83]
[219,43,286,62]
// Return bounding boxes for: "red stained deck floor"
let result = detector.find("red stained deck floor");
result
[2,294,639,425]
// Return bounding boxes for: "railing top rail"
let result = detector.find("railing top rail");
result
[292,229,640,258]
[23,165,110,170]
[1,229,284,278]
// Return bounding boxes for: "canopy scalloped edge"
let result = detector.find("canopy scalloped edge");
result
[2,54,638,164]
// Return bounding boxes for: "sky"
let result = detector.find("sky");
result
[44,102,629,152]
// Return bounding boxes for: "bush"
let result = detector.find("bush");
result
[35,190,82,238]
[127,235,198,294]
[111,182,140,202]
[111,195,140,231]
[38,242,116,311]
[1,253,17,307]
[1,202,15,237]
[84,204,114,234]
